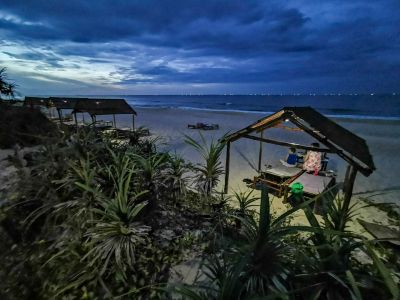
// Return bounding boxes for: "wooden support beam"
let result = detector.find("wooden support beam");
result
[74,112,78,127]
[288,115,370,175]
[226,112,290,143]
[341,164,358,230]
[224,141,231,194]
[243,134,334,153]
[113,114,117,128]
[57,109,62,123]
[132,115,135,130]
[258,130,264,172]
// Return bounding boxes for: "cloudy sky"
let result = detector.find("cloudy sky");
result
[0,0,399,95]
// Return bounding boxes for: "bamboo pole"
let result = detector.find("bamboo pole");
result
[224,141,231,193]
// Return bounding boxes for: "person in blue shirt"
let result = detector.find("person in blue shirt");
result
[280,147,298,167]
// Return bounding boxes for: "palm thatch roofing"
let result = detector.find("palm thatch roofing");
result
[24,97,136,116]
[222,106,375,176]
[24,96,51,107]
[72,98,137,116]
[49,97,89,110]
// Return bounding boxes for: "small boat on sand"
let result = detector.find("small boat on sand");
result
[187,122,219,130]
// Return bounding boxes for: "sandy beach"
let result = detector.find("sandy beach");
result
[96,107,400,210]
[2,106,398,233]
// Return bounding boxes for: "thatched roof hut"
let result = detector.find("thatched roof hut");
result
[72,98,136,128]
[24,96,50,107]
[24,97,137,128]
[72,98,136,116]
[49,97,89,110]
[222,106,375,210]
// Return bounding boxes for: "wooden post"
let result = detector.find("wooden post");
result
[113,114,116,128]
[341,164,358,230]
[74,112,78,127]
[343,164,351,192]
[258,184,270,240]
[224,141,231,193]
[132,115,135,130]
[57,109,62,123]
[258,130,264,172]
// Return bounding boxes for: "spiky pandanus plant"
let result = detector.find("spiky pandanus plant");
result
[131,152,168,212]
[231,189,259,229]
[173,186,320,299]
[291,187,399,300]
[184,133,227,197]
[83,156,150,276]
[165,153,191,205]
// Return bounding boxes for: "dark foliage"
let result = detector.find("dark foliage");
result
[0,104,59,148]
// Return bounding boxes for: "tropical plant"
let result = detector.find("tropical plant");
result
[1,120,399,300]
[231,189,259,228]
[290,187,398,299]
[0,67,16,98]
[174,186,317,299]
[165,153,191,205]
[131,152,168,211]
[185,133,227,196]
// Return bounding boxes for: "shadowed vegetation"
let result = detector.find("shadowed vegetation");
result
[0,115,398,299]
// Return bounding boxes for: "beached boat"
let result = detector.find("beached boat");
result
[188,122,219,130]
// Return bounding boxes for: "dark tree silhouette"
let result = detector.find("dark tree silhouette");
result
[0,68,16,98]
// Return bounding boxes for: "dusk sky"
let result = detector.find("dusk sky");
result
[0,0,399,95]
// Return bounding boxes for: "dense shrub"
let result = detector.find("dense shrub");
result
[0,103,59,148]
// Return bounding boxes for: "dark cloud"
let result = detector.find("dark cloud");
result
[0,0,399,93]
[3,51,64,68]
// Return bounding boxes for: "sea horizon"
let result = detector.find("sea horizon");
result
[28,93,400,121]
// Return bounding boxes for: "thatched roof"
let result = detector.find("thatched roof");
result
[24,96,50,107]
[223,106,375,176]
[72,99,136,115]
[24,97,136,116]
[50,97,88,109]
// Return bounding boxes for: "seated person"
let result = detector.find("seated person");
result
[302,143,322,173]
[280,147,298,167]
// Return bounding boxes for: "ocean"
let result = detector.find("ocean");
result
[68,94,400,120]
[120,94,400,120]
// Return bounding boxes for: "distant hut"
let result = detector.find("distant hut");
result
[50,97,88,123]
[221,107,375,211]
[24,96,50,108]
[72,98,137,129]
[24,96,53,118]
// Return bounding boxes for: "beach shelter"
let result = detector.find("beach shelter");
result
[72,98,137,129]
[221,106,375,210]
[24,96,55,118]
[24,96,87,122]
[50,97,89,123]
[24,96,51,108]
